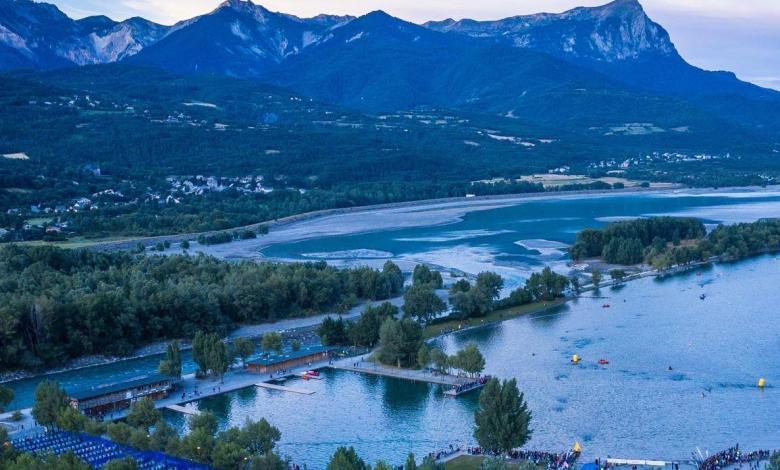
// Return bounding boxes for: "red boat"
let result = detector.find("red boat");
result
[306,370,320,377]
[598,359,610,365]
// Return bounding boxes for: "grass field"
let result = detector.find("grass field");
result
[445,455,529,469]
[424,298,567,339]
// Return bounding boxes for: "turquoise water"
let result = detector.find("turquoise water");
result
[261,189,780,290]
[4,189,780,466]
[170,256,780,468]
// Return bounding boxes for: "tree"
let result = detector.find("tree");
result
[213,441,249,470]
[767,452,780,470]
[377,318,424,368]
[103,458,138,470]
[405,452,418,470]
[413,265,443,289]
[569,276,580,295]
[291,340,301,351]
[524,267,569,302]
[238,418,281,455]
[417,343,431,369]
[474,378,532,454]
[106,422,134,446]
[318,316,349,346]
[430,348,449,374]
[150,420,180,452]
[159,340,182,378]
[591,270,602,288]
[126,398,161,431]
[193,333,229,379]
[32,379,69,428]
[181,240,191,250]
[474,272,503,303]
[450,272,504,319]
[209,336,230,381]
[449,279,471,294]
[192,331,209,375]
[348,302,398,347]
[233,337,255,367]
[56,406,88,433]
[260,332,283,353]
[609,269,626,284]
[190,411,219,436]
[180,427,215,464]
[0,385,13,413]
[327,446,369,470]
[456,344,486,377]
[250,452,288,470]
[0,426,8,454]
[381,261,405,296]
[402,285,446,323]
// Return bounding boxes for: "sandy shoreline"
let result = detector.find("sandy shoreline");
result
[89,185,686,253]
[5,185,780,388]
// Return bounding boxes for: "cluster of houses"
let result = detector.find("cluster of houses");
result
[589,151,732,171]
[166,174,275,196]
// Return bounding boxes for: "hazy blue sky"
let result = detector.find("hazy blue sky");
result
[49,0,780,90]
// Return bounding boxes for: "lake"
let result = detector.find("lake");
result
[166,257,780,468]
[200,187,780,291]
[5,188,780,467]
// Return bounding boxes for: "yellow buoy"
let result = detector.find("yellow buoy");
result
[573,442,582,453]
[571,354,580,364]
[758,378,766,388]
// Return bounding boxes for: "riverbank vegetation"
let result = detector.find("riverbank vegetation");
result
[572,217,780,269]
[571,217,705,265]
[4,381,290,469]
[0,245,403,371]
[474,379,533,454]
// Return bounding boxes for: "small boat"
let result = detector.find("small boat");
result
[306,370,320,377]
[602,304,610,308]
[699,294,706,300]
[598,359,610,365]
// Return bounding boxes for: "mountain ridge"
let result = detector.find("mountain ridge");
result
[0,0,778,136]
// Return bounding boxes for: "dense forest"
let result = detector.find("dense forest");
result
[1,65,777,241]
[572,217,780,268]
[0,245,403,371]
[571,217,706,264]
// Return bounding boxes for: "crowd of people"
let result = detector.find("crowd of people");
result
[466,447,580,469]
[697,446,774,470]
[449,376,490,395]
[427,443,463,461]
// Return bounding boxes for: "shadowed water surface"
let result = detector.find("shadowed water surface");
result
[170,256,780,467]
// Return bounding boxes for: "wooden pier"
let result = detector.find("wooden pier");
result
[331,363,465,387]
[255,382,315,395]
[443,381,486,396]
[165,404,202,416]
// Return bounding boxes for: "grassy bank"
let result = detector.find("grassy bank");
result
[445,455,526,469]
[424,298,567,339]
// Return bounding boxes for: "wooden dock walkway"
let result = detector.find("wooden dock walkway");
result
[443,381,486,396]
[331,362,465,386]
[165,404,202,416]
[255,382,315,395]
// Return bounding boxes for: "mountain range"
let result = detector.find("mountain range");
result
[1,0,779,133]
